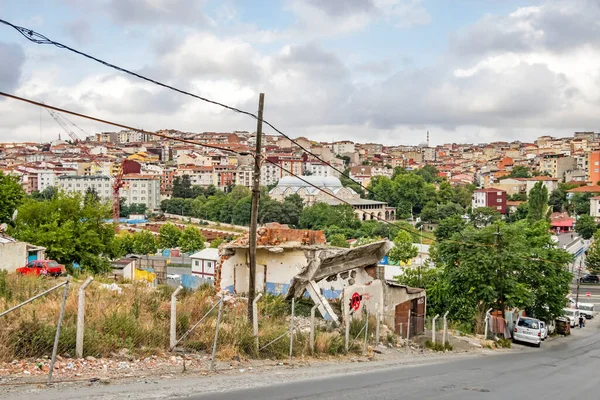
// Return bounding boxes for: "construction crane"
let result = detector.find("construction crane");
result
[46,109,125,224]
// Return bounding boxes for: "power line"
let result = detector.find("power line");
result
[0,91,570,266]
[0,18,379,198]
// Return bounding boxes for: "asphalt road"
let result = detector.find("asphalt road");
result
[189,321,600,400]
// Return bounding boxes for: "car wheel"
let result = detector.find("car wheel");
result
[536,342,541,348]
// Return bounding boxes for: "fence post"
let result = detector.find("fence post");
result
[375,307,380,346]
[406,310,411,347]
[443,311,449,345]
[345,306,350,352]
[432,314,440,344]
[170,286,183,350]
[484,308,492,340]
[289,297,295,364]
[253,293,263,354]
[363,308,369,356]
[211,294,224,371]
[76,276,94,359]
[48,276,71,385]
[310,304,318,353]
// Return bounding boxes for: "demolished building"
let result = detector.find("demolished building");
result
[216,223,426,335]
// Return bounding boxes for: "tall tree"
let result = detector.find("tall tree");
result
[527,181,549,223]
[0,171,25,224]
[132,230,158,256]
[172,175,193,198]
[178,225,205,254]
[575,215,597,240]
[434,215,466,240]
[11,192,114,273]
[585,231,600,275]
[388,231,418,264]
[159,223,182,248]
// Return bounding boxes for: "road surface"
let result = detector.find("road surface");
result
[189,320,600,400]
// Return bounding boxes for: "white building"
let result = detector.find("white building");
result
[57,175,112,202]
[190,248,219,281]
[590,196,600,219]
[38,168,77,191]
[332,141,355,155]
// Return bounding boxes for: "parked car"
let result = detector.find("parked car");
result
[577,303,595,319]
[539,321,548,340]
[513,317,542,347]
[580,274,599,283]
[16,260,65,277]
[563,308,580,328]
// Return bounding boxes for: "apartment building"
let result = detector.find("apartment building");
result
[57,175,112,202]
[121,175,161,210]
[472,188,507,214]
[540,154,576,181]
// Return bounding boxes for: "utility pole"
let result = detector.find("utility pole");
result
[576,254,584,306]
[248,93,264,324]
[495,224,503,311]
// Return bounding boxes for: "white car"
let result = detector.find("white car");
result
[576,303,595,319]
[563,308,580,328]
[513,317,542,347]
[539,321,548,340]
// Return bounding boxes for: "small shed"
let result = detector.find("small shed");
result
[190,248,219,281]
[0,233,45,273]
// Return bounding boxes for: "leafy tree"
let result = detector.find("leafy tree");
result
[527,181,549,223]
[209,237,225,248]
[178,225,205,254]
[437,202,465,220]
[508,192,527,201]
[340,168,364,196]
[132,230,158,256]
[575,215,597,240]
[507,202,528,223]
[108,232,135,259]
[388,231,418,264]
[0,171,25,223]
[11,192,114,273]
[437,181,453,204]
[430,221,572,328]
[299,203,360,231]
[30,186,57,201]
[451,184,476,209]
[329,234,350,248]
[84,187,100,205]
[159,223,182,248]
[419,201,438,223]
[469,207,501,228]
[434,215,466,241]
[572,192,596,215]
[508,166,531,178]
[172,175,193,198]
[414,164,440,183]
[232,196,253,226]
[585,231,600,275]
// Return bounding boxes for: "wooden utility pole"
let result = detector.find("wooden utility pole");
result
[248,93,264,324]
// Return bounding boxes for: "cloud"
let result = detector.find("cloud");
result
[289,0,430,35]
[0,42,25,93]
[107,0,214,27]
[63,19,92,44]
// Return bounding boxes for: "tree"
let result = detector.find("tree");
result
[527,181,549,223]
[575,215,597,240]
[585,231,600,275]
[508,166,531,178]
[84,187,100,205]
[178,225,205,254]
[209,237,225,248]
[388,231,418,264]
[434,215,466,240]
[11,192,114,273]
[507,202,528,223]
[414,164,440,183]
[469,207,501,228]
[437,181,453,204]
[172,175,193,198]
[132,230,158,256]
[430,221,572,329]
[159,223,182,248]
[299,203,360,231]
[572,192,595,215]
[108,232,135,259]
[232,196,253,226]
[329,234,350,248]
[0,171,25,224]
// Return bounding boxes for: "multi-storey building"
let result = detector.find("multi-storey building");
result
[540,154,576,181]
[472,188,507,214]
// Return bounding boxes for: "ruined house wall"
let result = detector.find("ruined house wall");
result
[382,286,426,329]
[341,280,385,319]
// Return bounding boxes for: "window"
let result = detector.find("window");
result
[133,197,137,201]
[133,183,138,187]
[497,192,502,195]
[595,161,599,166]
[497,198,502,202]
[497,206,502,210]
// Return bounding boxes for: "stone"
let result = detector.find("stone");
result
[85,356,96,361]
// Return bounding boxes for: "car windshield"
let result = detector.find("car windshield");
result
[47,261,59,268]
[579,305,594,312]
[564,310,575,317]
[518,318,539,329]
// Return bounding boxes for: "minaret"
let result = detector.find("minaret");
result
[427,131,429,147]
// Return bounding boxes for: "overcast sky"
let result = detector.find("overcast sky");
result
[1,0,599,146]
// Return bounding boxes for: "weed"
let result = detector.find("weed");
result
[496,338,512,348]
[424,340,453,351]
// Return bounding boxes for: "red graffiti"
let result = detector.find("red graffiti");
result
[350,292,362,311]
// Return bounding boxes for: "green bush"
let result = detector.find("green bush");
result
[496,338,512,348]
[424,339,453,351]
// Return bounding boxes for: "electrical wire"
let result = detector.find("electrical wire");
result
[0,18,380,198]
[0,91,570,266]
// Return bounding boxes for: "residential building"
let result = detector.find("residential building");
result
[495,178,526,196]
[57,175,112,202]
[0,232,46,274]
[590,196,600,219]
[121,174,161,210]
[589,151,600,184]
[472,188,507,214]
[540,154,576,181]
[331,141,355,155]
[190,248,219,281]
[524,177,559,195]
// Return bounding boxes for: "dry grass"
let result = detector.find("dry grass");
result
[0,272,363,361]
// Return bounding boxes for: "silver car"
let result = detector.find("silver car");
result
[513,317,542,347]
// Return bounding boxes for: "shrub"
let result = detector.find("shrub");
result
[424,339,453,351]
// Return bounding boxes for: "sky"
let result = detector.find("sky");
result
[1,0,599,146]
